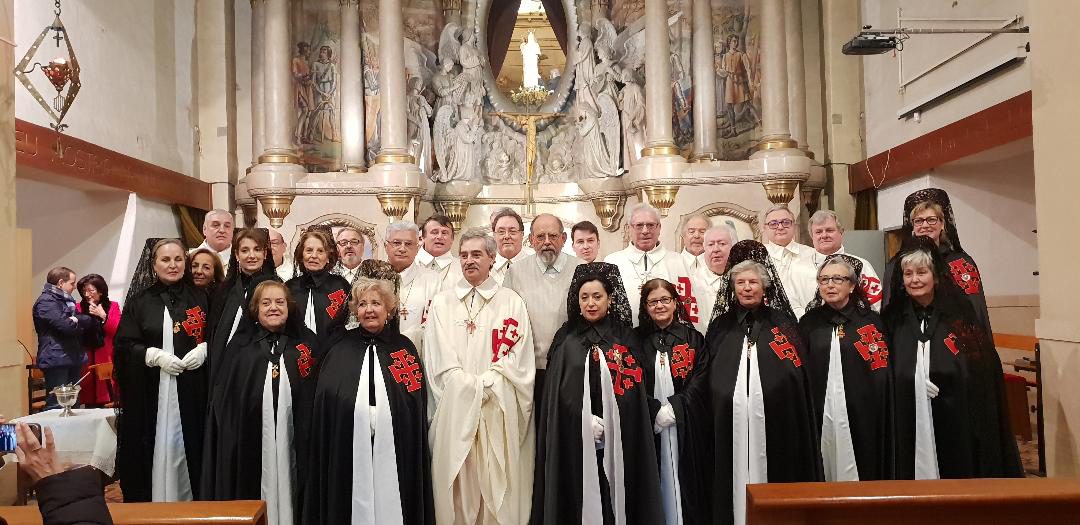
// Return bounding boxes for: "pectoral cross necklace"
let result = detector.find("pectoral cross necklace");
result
[399,279,416,320]
[464,289,488,335]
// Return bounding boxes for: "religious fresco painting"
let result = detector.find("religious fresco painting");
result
[294,1,343,172]
[712,0,762,159]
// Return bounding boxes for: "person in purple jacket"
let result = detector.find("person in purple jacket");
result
[33,267,95,409]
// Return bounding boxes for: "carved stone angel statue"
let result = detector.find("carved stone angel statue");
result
[439,116,483,182]
[454,32,487,122]
[540,122,578,182]
[406,76,433,179]
[433,22,462,115]
[617,68,645,167]
[432,105,456,182]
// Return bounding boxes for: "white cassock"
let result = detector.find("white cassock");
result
[692,268,726,334]
[764,241,818,319]
[275,259,295,282]
[418,247,464,292]
[397,261,441,350]
[423,276,536,524]
[680,249,704,273]
[190,242,232,277]
[810,246,883,312]
[492,247,532,286]
[605,245,701,327]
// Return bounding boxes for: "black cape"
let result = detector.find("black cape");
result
[884,247,992,335]
[636,321,709,524]
[113,281,209,502]
[799,302,895,481]
[532,317,664,525]
[200,324,321,506]
[287,271,351,343]
[301,327,433,525]
[207,271,280,366]
[686,306,822,525]
[886,301,1023,479]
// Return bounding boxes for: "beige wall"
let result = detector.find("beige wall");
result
[859,0,1030,156]
[1,0,18,503]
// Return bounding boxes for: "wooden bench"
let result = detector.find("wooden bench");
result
[747,478,1080,525]
[0,500,266,525]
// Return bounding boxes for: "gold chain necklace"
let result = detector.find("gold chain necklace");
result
[464,290,489,334]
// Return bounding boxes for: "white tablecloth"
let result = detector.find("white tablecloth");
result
[8,408,117,476]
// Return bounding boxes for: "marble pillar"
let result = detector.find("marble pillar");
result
[820,0,861,225]
[374,0,412,164]
[756,0,797,150]
[250,0,265,169]
[690,0,717,161]
[641,0,679,156]
[785,0,809,155]
[260,0,298,163]
[0,0,20,440]
[340,0,366,172]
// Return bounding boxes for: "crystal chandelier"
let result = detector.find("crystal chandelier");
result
[14,0,81,133]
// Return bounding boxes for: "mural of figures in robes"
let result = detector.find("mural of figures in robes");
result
[307,44,341,144]
[712,0,762,159]
[292,6,342,172]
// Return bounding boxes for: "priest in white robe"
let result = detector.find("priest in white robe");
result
[418,214,464,291]
[808,210,883,312]
[679,215,710,272]
[762,204,818,318]
[491,208,533,285]
[190,209,234,274]
[605,204,701,326]
[385,220,441,349]
[423,229,535,524]
[694,224,736,333]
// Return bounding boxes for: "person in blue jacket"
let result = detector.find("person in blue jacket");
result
[33,266,95,409]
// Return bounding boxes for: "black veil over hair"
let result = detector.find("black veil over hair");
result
[901,188,963,251]
[712,240,795,320]
[566,262,633,329]
[882,236,979,330]
[805,253,871,313]
[636,278,690,332]
[125,238,191,306]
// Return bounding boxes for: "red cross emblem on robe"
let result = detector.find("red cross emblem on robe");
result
[389,349,423,392]
[181,306,207,344]
[606,343,643,395]
[944,332,961,356]
[296,343,314,378]
[670,343,696,379]
[675,276,700,323]
[861,275,883,305]
[948,258,982,295]
[326,289,347,319]
[769,327,802,367]
[853,324,889,370]
[490,317,520,363]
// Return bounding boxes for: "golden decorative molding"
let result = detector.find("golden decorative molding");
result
[257,194,295,228]
[434,201,471,231]
[801,188,823,215]
[240,203,258,228]
[343,163,367,173]
[257,152,301,164]
[753,138,800,152]
[589,195,626,232]
[373,152,416,164]
[642,185,680,217]
[377,193,414,221]
[761,179,800,205]
[690,152,718,163]
[640,144,682,157]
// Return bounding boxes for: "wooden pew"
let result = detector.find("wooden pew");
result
[747,478,1080,525]
[0,500,266,525]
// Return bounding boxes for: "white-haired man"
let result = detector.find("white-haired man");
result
[693,224,737,332]
[604,203,699,324]
[762,204,817,318]
[423,228,534,524]
[680,215,711,272]
[809,209,882,311]
[417,214,464,291]
[332,227,366,286]
[384,220,441,348]
[269,228,294,281]
[490,208,534,285]
[192,209,235,272]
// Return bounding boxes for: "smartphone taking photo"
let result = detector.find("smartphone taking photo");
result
[0,423,43,453]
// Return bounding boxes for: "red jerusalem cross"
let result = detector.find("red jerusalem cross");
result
[670,343,696,379]
[853,325,889,370]
[389,349,423,392]
[296,343,314,378]
[944,333,961,356]
[181,306,207,344]
[605,343,643,395]
[676,277,700,323]
[326,289,347,319]
[490,318,520,363]
[768,327,802,367]
[948,258,982,295]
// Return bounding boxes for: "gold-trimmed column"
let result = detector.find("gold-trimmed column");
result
[690,0,718,161]
[250,0,265,171]
[373,0,413,165]
[340,0,366,173]
[641,0,679,157]
[753,0,798,153]
[785,0,810,156]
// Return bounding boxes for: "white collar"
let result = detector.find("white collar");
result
[704,268,725,287]
[765,240,806,259]
[398,261,422,284]
[454,276,500,301]
[533,251,570,273]
[337,261,362,276]
[418,248,455,269]
[625,243,667,264]
[812,245,847,265]
[494,249,527,270]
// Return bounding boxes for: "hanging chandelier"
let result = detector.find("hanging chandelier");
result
[14,0,81,133]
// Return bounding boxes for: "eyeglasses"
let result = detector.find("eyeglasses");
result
[766,219,794,230]
[269,239,285,247]
[533,233,562,242]
[646,296,674,307]
[630,222,659,231]
[387,240,417,249]
[817,275,852,285]
[912,216,942,227]
[337,239,363,247]
[494,228,521,236]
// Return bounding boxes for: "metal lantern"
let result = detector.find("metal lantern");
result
[14,0,81,133]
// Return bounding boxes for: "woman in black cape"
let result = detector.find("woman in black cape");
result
[532,262,663,525]
[201,280,320,525]
[114,238,209,502]
[686,240,821,525]
[302,262,432,525]
[635,277,708,524]
[207,228,280,365]
[798,253,894,481]
[883,236,1022,479]
[286,229,351,341]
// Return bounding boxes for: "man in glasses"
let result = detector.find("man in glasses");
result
[332,226,366,286]
[808,210,882,311]
[269,228,295,281]
[605,203,698,324]
[490,208,534,285]
[385,220,441,348]
[762,204,817,318]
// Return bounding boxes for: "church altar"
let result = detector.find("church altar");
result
[239,0,825,255]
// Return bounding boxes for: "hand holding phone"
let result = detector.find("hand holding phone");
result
[0,422,42,453]
[13,423,61,484]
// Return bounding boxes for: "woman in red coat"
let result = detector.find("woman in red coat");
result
[76,274,121,406]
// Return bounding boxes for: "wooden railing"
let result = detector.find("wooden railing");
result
[0,500,266,525]
[747,478,1080,525]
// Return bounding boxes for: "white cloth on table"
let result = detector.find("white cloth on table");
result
[9,408,117,476]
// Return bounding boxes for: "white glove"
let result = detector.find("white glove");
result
[180,342,208,371]
[653,404,677,434]
[145,347,184,376]
[591,415,605,448]
[926,379,940,399]
[369,406,377,436]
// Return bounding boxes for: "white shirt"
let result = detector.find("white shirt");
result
[692,268,727,334]
[765,241,817,319]
[681,249,705,273]
[397,261,441,350]
[810,246,883,312]
[504,251,579,368]
[276,259,295,282]
[332,261,363,285]
[605,244,699,326]
[191,241,232,276]
[492,247,533,286]
[417,247,464,292]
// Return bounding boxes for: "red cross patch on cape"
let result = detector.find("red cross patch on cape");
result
[389,349,423,392]
[296,343,314,378]
[606,343,643,395]
[860,275,883,305]
[325,289,347,319]
[948,258,982,295]
[944,332,961,355]
[670,343,696,379]
[675,276,700,323]
[490,317,520,363]
[769,327,802,367]
[853,324,889,370]
[181,306,207,344]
